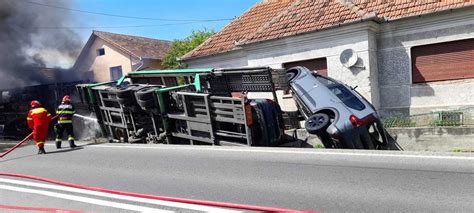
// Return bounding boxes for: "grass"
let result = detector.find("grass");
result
[314,144,325,149]
[382,117,416,128]
[452,148,474,153]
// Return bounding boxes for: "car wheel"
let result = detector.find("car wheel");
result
[305,113,329,135]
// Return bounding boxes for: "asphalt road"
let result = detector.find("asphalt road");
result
[1,141,473,212]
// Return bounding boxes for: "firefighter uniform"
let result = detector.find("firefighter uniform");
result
[27,100,52,154]
[55,96,77,148]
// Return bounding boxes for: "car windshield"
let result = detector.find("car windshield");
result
[316,76,366,111]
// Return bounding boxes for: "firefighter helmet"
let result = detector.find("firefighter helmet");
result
[62,95,71,103]
[30,100,41,108]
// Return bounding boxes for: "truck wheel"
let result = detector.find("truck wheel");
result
[113,87,135,99]
[305,113,329,135]
[138,99,156,108]
[117,97,133,106]
[136,87,158,101]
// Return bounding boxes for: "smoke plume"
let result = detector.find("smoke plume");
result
[0,0,82,89]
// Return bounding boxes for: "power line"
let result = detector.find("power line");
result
[25,1,234,22]
[20,21,210,30]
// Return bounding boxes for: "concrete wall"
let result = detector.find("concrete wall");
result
[377,8,474,116]
[75,37,133,82]
[386,127,474,152]
[287,127,474,152]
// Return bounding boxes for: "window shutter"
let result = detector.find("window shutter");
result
[412,39,474,83]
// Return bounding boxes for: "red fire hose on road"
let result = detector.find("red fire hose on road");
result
[0,172,313,212]
[0,132,34,158]
[0,116,58,158]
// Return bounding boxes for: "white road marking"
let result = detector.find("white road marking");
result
[86,144,474,160]
[0,184,172,213]
[0,178,241,213]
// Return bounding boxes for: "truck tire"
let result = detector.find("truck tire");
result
[113,85,138,99]
[305,113,329,135]
[124,105,140,112]
[117,97,133,106]
[136,87,158,101]
[137,99,156,108]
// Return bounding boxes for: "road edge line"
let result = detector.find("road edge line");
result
[0,172,314,213]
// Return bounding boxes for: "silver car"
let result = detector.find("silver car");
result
[286,66,387,149]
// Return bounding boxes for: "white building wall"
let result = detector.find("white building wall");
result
[184,8,474,116]
[186,23,380,110]
[377,8,474,115]
[184,50,248,68]
[235,22,380,108]
[75,38,133,82]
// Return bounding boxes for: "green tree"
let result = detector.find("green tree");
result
[161,29,215,69]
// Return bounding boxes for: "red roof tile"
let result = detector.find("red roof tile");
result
[182,0,474,60]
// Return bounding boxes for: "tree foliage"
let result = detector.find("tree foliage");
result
[161,29,215,69]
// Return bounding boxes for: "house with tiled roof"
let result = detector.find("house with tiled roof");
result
[181,0,474,116]
[73,31,173,82]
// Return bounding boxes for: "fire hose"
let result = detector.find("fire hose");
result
[0,115,58,158]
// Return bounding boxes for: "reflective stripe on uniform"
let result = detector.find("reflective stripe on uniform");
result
[36,141,45,145]
[68,137,75,141]
[27,118,33,120]
[58,120,73,124]
[56,110,75,114]
[55,138,62,142]
[31,108,47,115]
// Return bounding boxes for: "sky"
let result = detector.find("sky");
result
[70,0,260,42]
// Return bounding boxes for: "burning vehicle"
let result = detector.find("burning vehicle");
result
[0,81,83,138]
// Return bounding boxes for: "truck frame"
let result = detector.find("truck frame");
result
[76,67,291,146]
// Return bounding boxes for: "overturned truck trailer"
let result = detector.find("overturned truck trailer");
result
[76,67,290,146]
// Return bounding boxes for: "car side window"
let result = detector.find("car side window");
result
[316,76,366,111]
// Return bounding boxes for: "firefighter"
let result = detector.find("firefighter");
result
[27,100,52,154]
[54,95,77,149]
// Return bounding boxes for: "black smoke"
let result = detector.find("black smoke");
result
[0,0,82,89]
